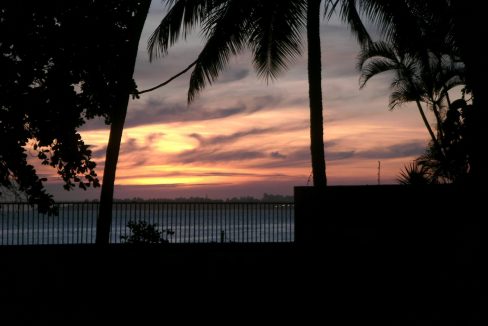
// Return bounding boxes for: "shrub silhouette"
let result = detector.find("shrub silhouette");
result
[121,220,174,244]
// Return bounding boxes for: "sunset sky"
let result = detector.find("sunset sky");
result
[45,2,429,200]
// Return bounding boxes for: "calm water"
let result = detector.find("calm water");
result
[0,202,294,245]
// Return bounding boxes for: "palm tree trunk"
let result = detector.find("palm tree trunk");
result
[415,99,443,156]
[431,102,444,144]
[96,0,152,245]
[307,0,327,188]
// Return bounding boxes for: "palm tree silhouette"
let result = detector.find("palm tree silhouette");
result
[148,0,332,185]
[358,41,464,159]
[148,0,375,189]
[358,0,486,186]
[358,41,437,147]
[445,0,486,187]
[95,0,152,244]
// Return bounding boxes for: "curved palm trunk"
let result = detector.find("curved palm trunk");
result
[96,0,152,245]
[431,102,444,143]
[307,0,327,188]
[415,99,443,156]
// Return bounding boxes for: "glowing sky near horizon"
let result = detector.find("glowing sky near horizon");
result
[43,2,431,200]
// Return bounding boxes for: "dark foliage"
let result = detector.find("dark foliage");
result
[359,0,486,186]
[120,220,174,244]
[417,95,474,183]
[397,162,435,185]
[0,1,143,213]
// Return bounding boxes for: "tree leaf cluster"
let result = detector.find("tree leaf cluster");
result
[0,1,144,212]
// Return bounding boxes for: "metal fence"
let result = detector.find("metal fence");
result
[0,202,294,245]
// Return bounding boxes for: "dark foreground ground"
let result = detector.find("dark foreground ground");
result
[0,186,484,324]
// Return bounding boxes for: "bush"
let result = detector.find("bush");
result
[120,220,174,244]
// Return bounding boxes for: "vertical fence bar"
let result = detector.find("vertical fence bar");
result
[245,204,252,243]
[236,203,240,243]
[215,203,217,243]
[189,204,196,242]
[186,202,189,243]
[239,203,242,243]
[89,202,94,244]
[47,205,51,245]
[180,203,184,243]
[156,202,159,240]
[209,203,213,243]
[84,202,88,244]
[55,205,59,245]
[1,206,4,245]
[79,203,83,244]
[36,204,40,245]
[72,203,76,244]
[21,203,25,245]
[26,204,29,245]
[1,206,3,246]
[172,203,176,243]
[192,203,195,243]
[8,204,12,245]
[272,204,278,242]
[224,203,227,243]
[9,204,11,245]
[15,203,18,245]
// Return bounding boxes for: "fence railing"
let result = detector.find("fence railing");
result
[0,202,294,245]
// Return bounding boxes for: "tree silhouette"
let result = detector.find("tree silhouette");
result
[0,1,160,244]
[95,0,152,245]
[1,1,142,212]
[357,0,486,187]
[358,42,464,156]
[148,0,375,189]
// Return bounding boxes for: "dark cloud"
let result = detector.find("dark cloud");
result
[90,145,107,159]
[146,132,165,143]
[79,92,291,133]
[216,68,250,83]
[356,141,425,159]
[130,134,165,165]
[125,100,249,128]
[328,150,356,161]
[263,144,317,165]
[190,127,275,146]
[80,97,271,131]
[79,117,109,132]
[118,138,151,166]
[249,142,354,169]
[86,133,164,168]
[115,170,288,180]
[252,140,424,170]
[270,151,286,159]
[177,123,310,165]
[251,95,283,111]
[177,148,266,164]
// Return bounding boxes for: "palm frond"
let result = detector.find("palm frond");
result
[357,1,423,51]
[324,0,340,19]
[248,0,306,81]
[332,0,372,46]
[389,83,418,110]
[148,0,216,60]
[397,161,434,185]
[359,57,397,88]
[187,0,249,102]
